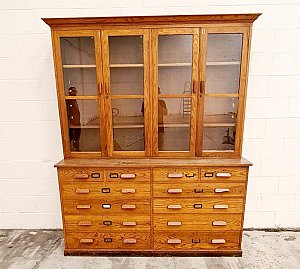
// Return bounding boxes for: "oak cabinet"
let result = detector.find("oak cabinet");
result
[44,13,260,256]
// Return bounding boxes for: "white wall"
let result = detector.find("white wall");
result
[0,0,299,229]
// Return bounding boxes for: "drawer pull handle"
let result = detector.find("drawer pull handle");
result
[109,173,118,178]
[204,172,214,178]
[212,221,227,226]
[168,188,182,194]
[168,173,183,178]
[185,173,195,178]
[76,204,91,209]
[193,203,202,209]
[104,238,112,243]
[168,221,182,226]
[80,238,93,244]
[192,239,200,243]
[214,204,229,209]
[194,188,204,193]
[122,204,136,209]
[167,204,182,209]
[91,173,100,178]
[212,239,226,244]
[74,173,89,179]
[120,173,136,179]
[102,188,110,193]
[121,188,136,194]
[168,239,181,244]
[103,221,112,226]
[102,204,111,209]
[122,221,136,226]
[123,239,136,244]
[78,221,92,226]
[215,188,229,193]
[75,188,90,194]
[216,172,232,178]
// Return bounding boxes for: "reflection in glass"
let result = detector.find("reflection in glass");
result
[203,127,236,151]
[112,99,144,151]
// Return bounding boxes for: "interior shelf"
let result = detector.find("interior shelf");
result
[110,63,144,68]
[206,61,240,66]
[158,63,192,67]
[63,64,96,68]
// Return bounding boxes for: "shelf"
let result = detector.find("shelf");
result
[158,63,192,67]
[206,61,240,66]
[69,125,99,129]
[113,124,144,129]
[110,63,143,68]
[63,65,96,68]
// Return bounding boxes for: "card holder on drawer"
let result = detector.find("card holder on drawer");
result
[201,167,247,181]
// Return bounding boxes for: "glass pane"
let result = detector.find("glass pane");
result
[112,99,144,151]
[158,35,193,94]
[66,99,100,152]
[206,34,243,94]
[203,127,236,151]
[158,98,190,151]
[60,37,95,65]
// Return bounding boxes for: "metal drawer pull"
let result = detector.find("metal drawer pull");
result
[80,238,93,244]
[104,238,112,243]
[122,221,136,226]
[121,188,136,194]
[103,221,112,226]
[91,173,100,178]
[215,188,229,193]
[214,204,229,209]
[193,203,202,209]
[194,188,204,193]
[168,239,181,244]
[168,188,182,194]
[120,173,136,179]
[122,204,136,209]
[74,173,89,179]
[76,204,91,209]
[192,239,200,243]
[102,188,110,193]
[75,188,90,194]
[109,173,118,178]
[212,221,227,226]
[185,173,195,178]
[216,172,232,178]
[102,204,111,209]
[123,239,136,244]
[168,221,182,226]
[167,204,182,209]
[211,239,226,244]
[78,221,92,226]
[168,173,183,178]
[204,172,214,178]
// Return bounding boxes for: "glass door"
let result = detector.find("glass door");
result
[152,28,199,156]
[199,27,250,156]
[101,30,150,157]
[56,31,105,157]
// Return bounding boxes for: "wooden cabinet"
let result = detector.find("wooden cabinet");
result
[44,14,260,256]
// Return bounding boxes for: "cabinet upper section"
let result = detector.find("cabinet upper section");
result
[43,14,261,159]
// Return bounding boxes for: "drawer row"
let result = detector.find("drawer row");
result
[66,231,241,251]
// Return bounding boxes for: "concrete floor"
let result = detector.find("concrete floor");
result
[0,230,299,269]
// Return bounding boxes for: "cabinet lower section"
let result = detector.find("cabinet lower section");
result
[56,158,251,256]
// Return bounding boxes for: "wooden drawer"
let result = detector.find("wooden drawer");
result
[153,198,244,214]
[153,213,242,231]
[153,182,246,198]
[201,167,247,182]
[65,215,150,232]
[61,182,150,199]
[66,232,151,250]
[154,231,240,250]
[105,168,150,182]
[153,168,198,182]
[58,168,104,182]
[63,199,150,215]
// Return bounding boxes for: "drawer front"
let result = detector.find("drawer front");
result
[153,213,242,231]
[66,232,151,250]
[201,167,247,182]
[153,198,244,214]
[154,231,240,250]
[153,168,199,183]
[153,183,246,198]
[63,199,150,215]
[58,168,104,182]
[105,169,150,182]
[65,215,150,232]
[61,182,150,199]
